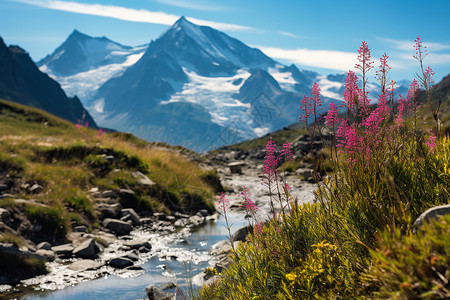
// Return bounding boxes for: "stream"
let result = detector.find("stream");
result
[15,164,316,300]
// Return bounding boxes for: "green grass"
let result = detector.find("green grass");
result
[0,98,216,240]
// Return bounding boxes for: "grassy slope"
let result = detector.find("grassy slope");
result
[0,99,216,239]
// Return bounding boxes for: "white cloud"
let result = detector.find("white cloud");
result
[13,0,254,31]
[155,0,228,12]
[259,46,358,71]
[279,31,300,39]
[382,38,450,52]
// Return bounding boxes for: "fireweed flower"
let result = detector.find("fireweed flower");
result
[324,102,339,128]
[426,132,437,151]
[342,70,360,116]
[281,141,293,162]
[239,187,258,215]
[218,193,230,211]
[263,139,279,177]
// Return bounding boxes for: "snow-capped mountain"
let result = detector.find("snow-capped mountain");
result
[38,30,146,101]
[38,17,408,151]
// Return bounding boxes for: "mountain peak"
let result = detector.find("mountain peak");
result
[68,29,91,41]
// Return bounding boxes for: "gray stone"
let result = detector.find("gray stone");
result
[146,284,173,300]
[36,241,51,250]
[103,218,132,236]
[74,225,87,232]
[121,208,141,226]
[227,161,245,174]
[232,225,253,242]
[132,171,155,186]
[29,183,44,193]
[307,177,316,184]
[123,252,139,261]
[109,257,134,269]
[73,238,101,259]
[101,190,117,199]
[0,208,10,219]
[198,209,209,217]
[36,249,55,262]
[173,218,189,228]
[68,259,102,272]
[123,240,151,250]
[414,204,450,228]
[51,244,74,257]
[189,215,204,227]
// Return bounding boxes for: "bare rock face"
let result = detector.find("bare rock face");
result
[103,218,132,236]
[73,238,102,259]
[108,257,133,269]
[146,284,173,300]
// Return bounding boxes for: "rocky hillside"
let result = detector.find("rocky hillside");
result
[0,99,219,290]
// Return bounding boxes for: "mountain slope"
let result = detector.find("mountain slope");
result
[0,37,96,127]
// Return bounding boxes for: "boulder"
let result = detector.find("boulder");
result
[121,208,141,226]
[36,241,51,250]
[68,259,102,272]
[132,171,156,186]
[74,225,87,232]
[101,190,117,199]
[227,161,246,174]
[103,218,132,236]
[146,284,173,300]
[109,257,134,269]
[0,208,10,219]
[36,249,55,262]
[413,204,450,228]
[188,215,204,227]
[73,238,101,259]
[232,225,253,242]
[123,240,151,250]
[51,243,74,258]
[29,183,44,193]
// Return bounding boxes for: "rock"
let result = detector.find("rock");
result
[74,225,87,232]
[227,161,245,174]
[413,204,450,228]
[210,240,238,256]
[121,208,141,226]
[173,218,189,228]
[117,189,138,207]
[0,184,8,192]
[109,257,134,269]
[198,209,209,217]
[103,218,132,236]
[232,225,253,242]
[123,240,151,250]
[36,241,51,250]
[104,155,115,162]
[204,275,220,287]
[146,284,173,300]
[307,177,316,184]
[36,249,55,261]
[51,244,74,258]
[132,171,156,186]
[97,203,121,219]
[73,238,101,259]
[140,217,153,225]
[0,208,10,220]
[138,246,151,253]
[29,183,44,193]
[101,190,117,199]
[295,168,312,179]
[68,259,102,272]
[123,252,139,261]
[188,215,204,227]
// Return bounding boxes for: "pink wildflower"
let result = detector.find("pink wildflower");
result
[356,41,374,74]
[263,139,279,177]
[281,141,293,162]
[254,222,263,235]
[413,35,427,62]
[218,193,230,211]
[324,102,339,128]
[239,187,258,214]
[426,132,437,151]
[343,71,360,113]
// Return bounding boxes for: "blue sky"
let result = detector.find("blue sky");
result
[1,0,450,83]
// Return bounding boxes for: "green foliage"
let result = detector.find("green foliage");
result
[24,204,68,239]
[362,215,450,299]
[200,130,449,299]
[0,233,26,248]
[64,195,95,220]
